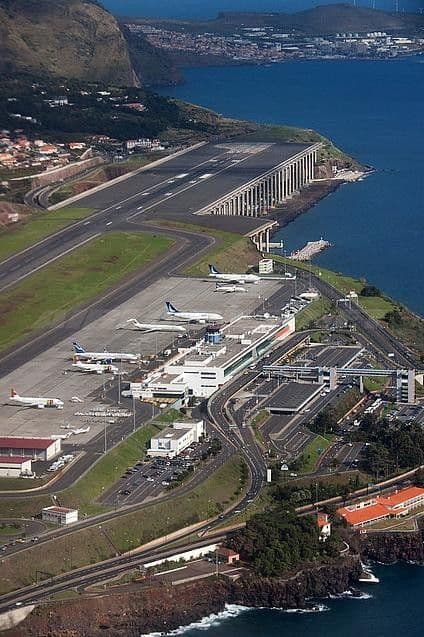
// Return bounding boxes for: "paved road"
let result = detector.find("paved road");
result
[295,269,420,369]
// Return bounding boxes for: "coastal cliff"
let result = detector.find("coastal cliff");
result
[5,558,361,636]
[360,530,424,564]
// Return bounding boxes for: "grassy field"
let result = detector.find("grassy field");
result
[297,435,334,474]
[0,454,244,593]
[0,231,173,353]
[271,254,399,322]
[250,410,269,446]
[295,297,334,330]
[0,207,95,262]
[156,220,259,276]
[0,477,48,491]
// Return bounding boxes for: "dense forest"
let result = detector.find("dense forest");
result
[354,414,424,478]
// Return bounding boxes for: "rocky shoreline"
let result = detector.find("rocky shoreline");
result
[5,557,361,637]
[4,529,424,636]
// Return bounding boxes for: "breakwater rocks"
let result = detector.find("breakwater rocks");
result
[5,558,361,637]
[360,529,424,564]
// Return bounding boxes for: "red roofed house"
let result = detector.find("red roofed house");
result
[337,486,424,528]
[215,547,240,565]
[38,144,58,155]
[0,437,61,461]
[42,506,78,525]
[317,513,331,541]
[0,456,32,478]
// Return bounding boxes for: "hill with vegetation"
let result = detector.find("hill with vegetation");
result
[0,0,137,84]
[137,4,424,35]
[0,0,178,86]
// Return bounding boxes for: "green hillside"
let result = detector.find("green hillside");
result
[0,0,136,85]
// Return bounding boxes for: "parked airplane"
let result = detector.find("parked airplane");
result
[72,357,119,375]
[72,426,91,435]
[72,342,138,363]
[118,319,186,333]
[214,283,247,294]
[165,302,223,323]
[299,291,319,300]
[208,264,260,284]
[8,388,64,410]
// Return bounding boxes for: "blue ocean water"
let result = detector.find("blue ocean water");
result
[157,57,424,315]
[103,0,423,19]
[156,565,424,637]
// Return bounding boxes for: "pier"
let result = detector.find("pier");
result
[289,238,331,261]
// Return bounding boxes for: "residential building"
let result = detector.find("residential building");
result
[317,513,331,541]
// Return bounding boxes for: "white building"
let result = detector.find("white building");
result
[41,506,78,525]
[123,373,188,404]
[0,456,32,478]
[0,437,61,461]
[163,316,295,398]
[258,258,273,274]
[148,419,205,458]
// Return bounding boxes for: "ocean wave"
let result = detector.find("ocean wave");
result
[141,604,251,636]
[328,589,373,600]
[283,603,330,614]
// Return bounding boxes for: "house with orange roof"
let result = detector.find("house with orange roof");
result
[337,486,424,528]
[317,513,331,541]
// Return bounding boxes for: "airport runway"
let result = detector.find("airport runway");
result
[0,141,311,292]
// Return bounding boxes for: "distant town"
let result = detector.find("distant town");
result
[129,23,424,64]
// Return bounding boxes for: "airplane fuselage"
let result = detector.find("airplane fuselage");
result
[10,396,64,409]
[209,273,259,284]
[121,320,186,333]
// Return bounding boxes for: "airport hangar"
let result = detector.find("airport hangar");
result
[72,140,321,252]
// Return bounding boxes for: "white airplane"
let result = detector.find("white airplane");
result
[51,433,72,440]
[299,291,319,300]
[208,264,260,284]
[72,342,138,363]
[72,357,119,375]
[214,283,247,294]
[8,388,64,410]
[165,302,223,323]
[117,319,186,334]
[72,426,91,435]
[70,396,84,403]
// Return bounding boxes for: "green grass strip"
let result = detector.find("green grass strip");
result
[271,254,398,322]
[0,207,95,263]
[0,455,245,592]
[298,435,334,474]
[0,231,173,353]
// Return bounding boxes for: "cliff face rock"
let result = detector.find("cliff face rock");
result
[0,0,136,85]
[231,558,361,609]
[7,558,361,636]
[360,530,424,564]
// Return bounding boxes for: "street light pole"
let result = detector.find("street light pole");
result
[133,394,136,433]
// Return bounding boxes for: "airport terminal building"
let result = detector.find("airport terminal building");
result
[163,315,295,398]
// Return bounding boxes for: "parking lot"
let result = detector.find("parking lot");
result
[101,436,218,506]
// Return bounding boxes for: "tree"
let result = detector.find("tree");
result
[360,285,381,297]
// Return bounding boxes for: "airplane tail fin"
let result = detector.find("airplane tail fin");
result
[166,301,178,314]
[209,264,220,275]
[11,388,18,397]
[72,341,85,354]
